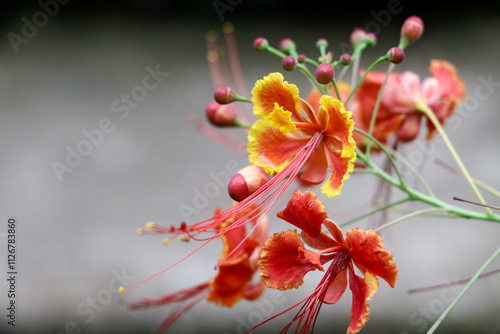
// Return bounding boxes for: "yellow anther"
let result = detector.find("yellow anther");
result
[178,235,189,242]
[207,50,218,63]
[136,228,144,236]
[163,238,170,246]
[222,22,234,33]
[119,286,125,294]
[206,30,217,41]
[146,221,155,230]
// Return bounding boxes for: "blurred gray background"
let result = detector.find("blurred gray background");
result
[1,1,500,333]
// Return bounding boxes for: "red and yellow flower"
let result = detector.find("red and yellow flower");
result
[129,204,268,333]
[249,72,357,197]
[257,189,398,333]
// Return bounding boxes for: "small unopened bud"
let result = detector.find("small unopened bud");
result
[279,38,296,54]
[365,32,377,46]
[401,16,424,46]
[205,101,236,127]
[228,165,271,202]
[340,53,351,66]
[350,28,366,47]
[388,47,405,64]
[282,55,297,71]
[316,38,328,49]
[214,86,235,104]
[315,63,335,84]
[298,54,306,64]
[253,37,268,51]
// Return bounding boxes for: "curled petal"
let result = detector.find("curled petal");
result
[277,189,328,236]
[300,142,328,185]
[347,269,379,334]
[318,96,354,147]
[268,102,296,133]
[208,254,254,307]
[321,137,356,198]
[345,229,398,288]
[259,230,320,290]
[251,72,300,118]
[248,117,309,174]
[323,267,348,304]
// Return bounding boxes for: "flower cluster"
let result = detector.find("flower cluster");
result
[120,15,499,334]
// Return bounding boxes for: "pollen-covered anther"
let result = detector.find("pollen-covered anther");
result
[205,101,236,127]
[146,221,155,230]
[178,235,190,242]
[214,86,236,104]
[136,228,144,236]
[163,238,170,246]
[228,165,271,202]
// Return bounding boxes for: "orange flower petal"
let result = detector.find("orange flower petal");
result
[323,267,348,304]
[276,189,328,237]
[429,59,466,102]
[321,138,356,198]
[208,254,254,307]
[300,142,328,185]
[345,229,398,288]
[347,269,379,334]
[248,117,309,174]
[259,230,320,290]
[251,72,300,118]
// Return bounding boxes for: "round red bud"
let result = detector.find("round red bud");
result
[214,86,235,104]
[388,47,405,64]
[365,32,377,46]
[282,55,297,71]
[253,37,268,51]
[315,63,335,84]
[205,101,235,127]
[401,16,424,45]
[350,28,366,46]
[228,165,271,202]
[279,38,296,54]
[298,54,306,64]
[316,38,328,48]
[340,53,351,66]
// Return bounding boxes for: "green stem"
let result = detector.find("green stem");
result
[373,208,447,233]
[340,197,412,228]
[297,63,326,95]
[418,101,492,216]
[345,55,389,106]
[426,244,500,334]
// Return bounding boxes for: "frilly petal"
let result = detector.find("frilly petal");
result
[259,230,320,290]
[345,228,398,288]
[251,72,300,118]
[248,117,309,174]
[347,269,379,334]
[268,102,296,133]
[321,137,356,198]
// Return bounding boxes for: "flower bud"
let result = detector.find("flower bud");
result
[365,32,377,46]
[387,47,405,64]
[340,53,351,66]
[228,165,271,202]
[205,101,236,127]
[316,38,328,49]
[253,37,268,51]
[214,86,235,104]
[282,55,297,71]
[350,28,366,47]
[401,16,424,46]
[297,54,306,64]
[315,63,335,84]
[279,38,296,54]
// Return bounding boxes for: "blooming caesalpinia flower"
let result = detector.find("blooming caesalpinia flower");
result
[128,204,268,333]
[256,189,398,333]
[249,72,357,197]
[382,59,466,141]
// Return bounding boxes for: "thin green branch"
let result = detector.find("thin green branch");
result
[340,197,412,228]
[426,245,500,333]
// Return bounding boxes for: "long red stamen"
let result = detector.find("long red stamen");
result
[123,133,324,292]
